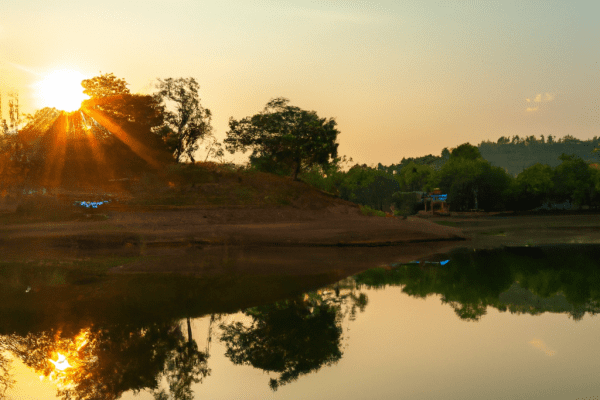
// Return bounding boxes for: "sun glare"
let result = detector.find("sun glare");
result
[35,69,89,112]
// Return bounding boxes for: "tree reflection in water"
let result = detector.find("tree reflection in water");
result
[219,286,369,391]
[0,351,15,396]
[2,245,600,396]
[152,317,210,400]
[353,245,600,321]
[0,318,209,400]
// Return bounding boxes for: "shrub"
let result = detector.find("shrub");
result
[391,192,420,216]
[359,205,386,217]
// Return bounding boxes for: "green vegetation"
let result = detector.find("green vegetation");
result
[359,205,386,217]
[224,97,340,181]
[352,245,600,321]
[478,134,600,177]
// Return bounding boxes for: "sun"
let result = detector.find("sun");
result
[34,69,90,112]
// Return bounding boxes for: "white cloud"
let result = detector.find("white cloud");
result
[525,92,555,112]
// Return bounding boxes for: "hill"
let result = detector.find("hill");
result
[478,136,600,176]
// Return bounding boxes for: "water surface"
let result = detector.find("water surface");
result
[2,245,599,399]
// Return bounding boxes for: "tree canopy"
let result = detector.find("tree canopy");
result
[153,77,213,163]
[80,74,174,174]
[450,143,482,161]
[224,98,339,180]
[82,73,130,99]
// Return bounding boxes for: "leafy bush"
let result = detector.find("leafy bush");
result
[359,205,386,217]
[391,192,420,216]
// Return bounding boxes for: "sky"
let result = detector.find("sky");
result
[1,0,599,166]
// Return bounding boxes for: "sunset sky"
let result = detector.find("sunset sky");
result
[1,0,599,166]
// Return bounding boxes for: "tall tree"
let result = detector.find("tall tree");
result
[225,98,339,180]
[153,77,213,163]
[552,153,594,206]
[80,73,174,174]
[514,163,555,210]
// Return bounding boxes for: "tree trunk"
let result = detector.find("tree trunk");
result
[292,161,301,181]
[187,316,193,345]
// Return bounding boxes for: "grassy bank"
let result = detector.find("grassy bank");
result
[0,162,355,224]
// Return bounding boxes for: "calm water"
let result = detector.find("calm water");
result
[2,245,600,399]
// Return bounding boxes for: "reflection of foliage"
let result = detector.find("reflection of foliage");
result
[2,320,205,400]
[220,298,343,391]
[0,350,14,397]
[153,318,210,400]
[353,245,600,321]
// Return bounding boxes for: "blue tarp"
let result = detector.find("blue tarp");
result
[73,200,111,208]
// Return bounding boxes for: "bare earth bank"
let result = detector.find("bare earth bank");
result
[0,204,464,278]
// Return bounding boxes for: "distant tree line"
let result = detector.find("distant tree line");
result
[478,134,600,177]
[297,139,600,213]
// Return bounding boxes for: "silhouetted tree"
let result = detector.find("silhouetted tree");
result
[450,143,482,161]
[82,73,130,99]
[154,77,213,163]
[80,73,175,176]
[225,98,339,180]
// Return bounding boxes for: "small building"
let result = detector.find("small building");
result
[424,188,449,213]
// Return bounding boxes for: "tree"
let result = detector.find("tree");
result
[514,163,555,210]
[80,73,175,175]
[450,143,482,161]
[338,165,400,211]
[224,98,339,180]
[396,161,433,192]
[433,157,512,211]
[153,77,213,163]
[82,73,130,99]
[552,153,594,206]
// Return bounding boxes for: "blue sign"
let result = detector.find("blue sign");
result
[430,194,447,201]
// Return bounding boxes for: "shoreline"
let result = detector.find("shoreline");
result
[3,205,600,277]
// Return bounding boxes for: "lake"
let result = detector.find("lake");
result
[1,244,599,399]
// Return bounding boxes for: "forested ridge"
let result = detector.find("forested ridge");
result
[477,135,600,177]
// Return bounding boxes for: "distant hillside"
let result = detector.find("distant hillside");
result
[477,135,600,177]
[382,135,600,178]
